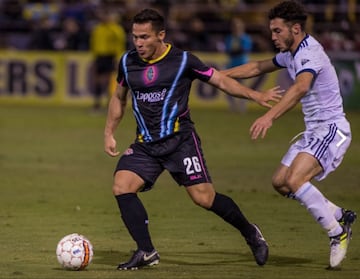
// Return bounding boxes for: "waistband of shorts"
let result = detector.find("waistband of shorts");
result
[305,116,348,128]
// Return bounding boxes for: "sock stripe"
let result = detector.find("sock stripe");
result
[294,182,312,200]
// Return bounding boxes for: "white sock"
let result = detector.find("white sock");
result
[294,182,343,237]
[325,199,343,221]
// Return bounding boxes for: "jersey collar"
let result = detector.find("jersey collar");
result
[292,34,310,57]
[143,43,172,64]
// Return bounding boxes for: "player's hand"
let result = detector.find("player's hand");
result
[258,86,284,108]
[250,115,273,140]
[104,135,120,157]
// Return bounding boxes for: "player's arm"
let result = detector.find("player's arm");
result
[250,71,314,139]
[208,68,283,108]
[104,84,128,157]
[221,59,278,79]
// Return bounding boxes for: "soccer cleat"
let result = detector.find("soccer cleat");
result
[338,209,357,228]
[329,226,350,268]
[245,224,269,266]
[117,249,160,270]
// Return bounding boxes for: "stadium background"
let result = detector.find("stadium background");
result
[0,0,359,109]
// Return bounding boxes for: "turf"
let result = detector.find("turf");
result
[0,104,359,279]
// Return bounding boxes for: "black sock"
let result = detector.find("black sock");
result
[115,193,154,252]
[209,192,255,239]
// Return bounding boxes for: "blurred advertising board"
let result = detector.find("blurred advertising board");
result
[0,50,358,110]
[0,51,92,105]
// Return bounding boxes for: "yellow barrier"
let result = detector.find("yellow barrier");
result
[0,50,282,109]
[0,50,93,105]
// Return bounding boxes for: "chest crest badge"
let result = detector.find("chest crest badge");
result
[143,66,158,85]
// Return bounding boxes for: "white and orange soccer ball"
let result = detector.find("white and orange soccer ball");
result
[56,233,93,270]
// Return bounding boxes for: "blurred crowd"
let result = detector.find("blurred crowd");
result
[0,0,359,52]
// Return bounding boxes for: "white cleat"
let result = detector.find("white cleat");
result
[329,226,351,268]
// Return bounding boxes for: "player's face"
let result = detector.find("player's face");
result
[132,22,166,60]
[269,18,295,53]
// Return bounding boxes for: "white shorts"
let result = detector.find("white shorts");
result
[281,119,352,181]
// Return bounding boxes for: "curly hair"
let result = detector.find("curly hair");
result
[268,1,308,29]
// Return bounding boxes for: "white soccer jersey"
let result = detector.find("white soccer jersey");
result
[273,34,345,126]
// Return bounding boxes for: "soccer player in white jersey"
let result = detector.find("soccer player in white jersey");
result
[222,0,356,269]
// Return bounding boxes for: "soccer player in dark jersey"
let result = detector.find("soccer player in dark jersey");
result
[104,8,282,270]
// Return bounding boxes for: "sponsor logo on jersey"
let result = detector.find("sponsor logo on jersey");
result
[135,89,166,103]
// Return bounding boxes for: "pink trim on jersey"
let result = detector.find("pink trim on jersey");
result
[191,131,210,182]
[118,77,125,86]
[179,107,190,118]
[193,67,214,78]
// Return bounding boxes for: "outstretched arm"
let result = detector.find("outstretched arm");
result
[250,71,313,139]
[208,68,283,108]
[221,59,278,79]
[104,84,128,157]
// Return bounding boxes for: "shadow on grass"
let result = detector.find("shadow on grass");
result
[92,249,312,267]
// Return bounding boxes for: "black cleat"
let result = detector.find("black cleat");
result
[339,209,357,229]
[117,249,160,270]
[246,224,269,266]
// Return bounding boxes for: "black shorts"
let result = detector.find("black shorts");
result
[94,55,115,74]
[114,130,212,191]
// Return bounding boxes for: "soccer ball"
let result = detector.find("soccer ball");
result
[56,233,93,270]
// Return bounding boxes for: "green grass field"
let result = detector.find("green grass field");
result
[1,104,359,279]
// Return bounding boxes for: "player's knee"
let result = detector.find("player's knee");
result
[194,199,212,209]
[272,175,291,196]
[273,184,292,196]
[112,181,137,195]
[112,170,144,195]
[112,182,125,195]
[190,191,215,209]
[186,183,216,209]
[273,173,305,198]
[283,173,301,193]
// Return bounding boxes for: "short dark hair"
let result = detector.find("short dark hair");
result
[133,9,165,33]
[268,1,308,30]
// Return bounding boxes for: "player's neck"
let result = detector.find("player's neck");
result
[291,32,307,54]
[145,43,171,64]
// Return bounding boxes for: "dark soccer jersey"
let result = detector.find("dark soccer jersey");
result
[116,44,213,143]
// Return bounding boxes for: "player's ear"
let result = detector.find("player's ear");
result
[158,30,166,41]
[292,23,301,35]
